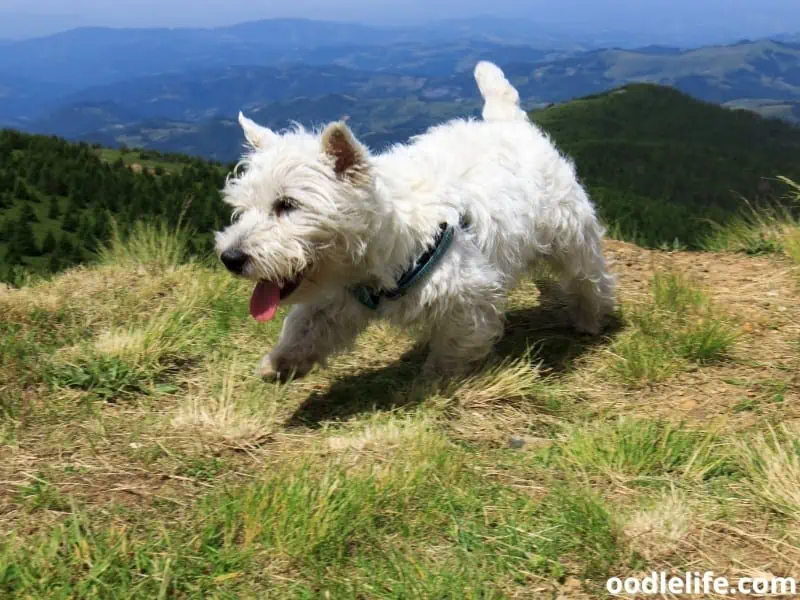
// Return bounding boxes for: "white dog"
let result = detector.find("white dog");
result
[215,61,615,380]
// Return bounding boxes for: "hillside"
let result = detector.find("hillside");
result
[1,215,800,596]
[53,85,800,250]
[3,84,800,283]
[48,84,800,184]
[530,85,800,246]
[40,65,476,124]
[0,130,231,283]
[508,39,800,106]
[72,95,482,160]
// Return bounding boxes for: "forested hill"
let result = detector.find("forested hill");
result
[0,130,231,283]
[3,84,800,284]
[531,84,800,246]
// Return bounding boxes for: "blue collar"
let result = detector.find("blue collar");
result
[351,221,456,310]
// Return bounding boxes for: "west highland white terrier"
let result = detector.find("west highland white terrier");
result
[215,61,615,380]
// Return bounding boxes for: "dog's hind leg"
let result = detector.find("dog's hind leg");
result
[546,227,616,335]
[257,292,371,381]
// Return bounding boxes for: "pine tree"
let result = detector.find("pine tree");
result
[56,235,76,265]
[12,217,39,256]
[62,209,79,232]
[0,167,12,190]
[69,241,84,264]
[68,186,85,208]
[77,215,94,242]
[41,230,57,254]
[19,202,38,223]
[48,197,61,220]
[12,179,30,202]
[4,244,23,267]
[47,252,61,274]
[91,212,111,248]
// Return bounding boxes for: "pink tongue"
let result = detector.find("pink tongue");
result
[249,281,281,322]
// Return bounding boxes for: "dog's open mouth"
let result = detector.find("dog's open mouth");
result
[249,273,304,323]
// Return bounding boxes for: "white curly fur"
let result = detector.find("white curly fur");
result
[215,61,616,379]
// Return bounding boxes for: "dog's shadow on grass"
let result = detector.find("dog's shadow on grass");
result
[285,300,623,428]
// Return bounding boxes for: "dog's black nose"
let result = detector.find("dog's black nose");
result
[220,249,248,274]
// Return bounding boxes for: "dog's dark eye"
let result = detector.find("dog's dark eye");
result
[232,161,248,178]
[273,197,297,216]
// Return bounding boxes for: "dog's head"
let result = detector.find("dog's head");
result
[214,113,376,322]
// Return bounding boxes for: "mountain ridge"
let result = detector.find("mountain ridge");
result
[530,84,800,245]
[7,37,799,149]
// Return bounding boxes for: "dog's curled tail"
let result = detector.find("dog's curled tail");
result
[474,61,527,122]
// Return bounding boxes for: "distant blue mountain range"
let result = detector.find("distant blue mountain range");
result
[0,18,798,160]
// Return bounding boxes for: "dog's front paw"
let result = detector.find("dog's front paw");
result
[255,352,315,382]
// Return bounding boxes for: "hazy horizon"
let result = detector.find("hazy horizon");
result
[1,0,798,43]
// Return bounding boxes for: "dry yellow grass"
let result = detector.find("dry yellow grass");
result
[738,424,800,530]
[170,363,282,447]
[623,488,697,562]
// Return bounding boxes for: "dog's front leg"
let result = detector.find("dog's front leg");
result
[256,294,370,381]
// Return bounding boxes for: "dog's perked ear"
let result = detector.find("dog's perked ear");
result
[321,122,370,183]
[238,112,275,150]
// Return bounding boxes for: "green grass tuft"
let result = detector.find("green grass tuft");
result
[703,177,800,264]
[98,219,195,271]
[0,435,627,597]
[16,475,71,512]
[675,318,740,363]
[45,356,148,401]
[545,419,729,483]
[609,272,738,385]
[651,271,705,314]
[535,485,621,579]
[609,332,682,384]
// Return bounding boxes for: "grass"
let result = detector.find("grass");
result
[738,424,800,526]
[98,219,194,271]
[608,272,739,385]
[46,355,149,401]
[780,177,800,265]
[96,148,189,174]
[544,418,729,484]
[2,478,614,598]
[1,222,800,597]
[170,364,282,446]
[703,177,800,266]
[0,438,623,597]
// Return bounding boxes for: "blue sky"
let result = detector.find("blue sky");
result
[2,0,798,39]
